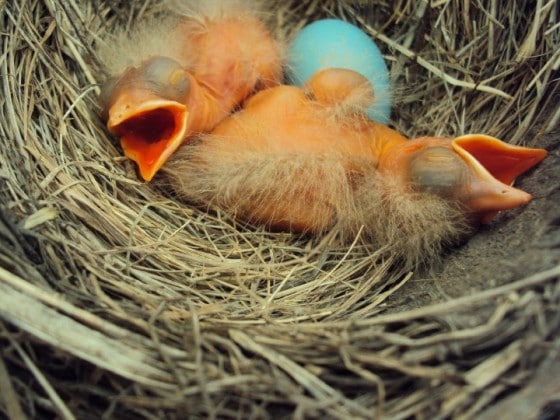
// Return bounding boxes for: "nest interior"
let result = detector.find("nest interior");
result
[1,0,559,418]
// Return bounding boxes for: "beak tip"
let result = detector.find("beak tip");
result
[470,185,534,220]
[139,167,156,182]
[477,190,533,224]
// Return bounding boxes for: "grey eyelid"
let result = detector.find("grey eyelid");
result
[140,57,191,101]
[409,147,465,197]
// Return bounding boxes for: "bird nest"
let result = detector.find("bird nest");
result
[1,0,559,418]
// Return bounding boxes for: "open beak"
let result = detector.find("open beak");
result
[107,94,189,181]
[452,134,547,222]
[380,134,547,223]
[100,57,195,181]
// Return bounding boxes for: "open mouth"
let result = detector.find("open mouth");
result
[453,134,547,185]
[117,108,177,144]
[451,134,547,222]
[109,102,189,181]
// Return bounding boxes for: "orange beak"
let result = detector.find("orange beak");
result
[107,94,189,182]
[451,134,547,222]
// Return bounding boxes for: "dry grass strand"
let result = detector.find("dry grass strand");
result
[0,0,558,418]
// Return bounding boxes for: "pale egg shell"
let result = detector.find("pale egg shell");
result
[287,19,392,123]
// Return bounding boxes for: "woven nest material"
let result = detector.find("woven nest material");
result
[1,0,559,418]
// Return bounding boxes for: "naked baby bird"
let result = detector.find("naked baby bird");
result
[98,0,283,181]
[161,69,546,266]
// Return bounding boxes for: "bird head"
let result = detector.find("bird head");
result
[378,134,547,223]
[99,57,193,181]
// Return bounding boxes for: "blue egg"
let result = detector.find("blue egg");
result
[287,19,391,123]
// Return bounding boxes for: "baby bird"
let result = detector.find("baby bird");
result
[162,68,547,266]
[98,0,283,181]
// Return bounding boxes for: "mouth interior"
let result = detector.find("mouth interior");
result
[116,108,177,146]
[453,136,546,186]
[454,141,517,184]
[112,106,187,180]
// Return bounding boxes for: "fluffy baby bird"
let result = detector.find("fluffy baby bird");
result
[162,69,547,267]
[98,0,283,181]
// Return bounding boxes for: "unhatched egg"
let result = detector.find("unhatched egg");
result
[287,19,392,123]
